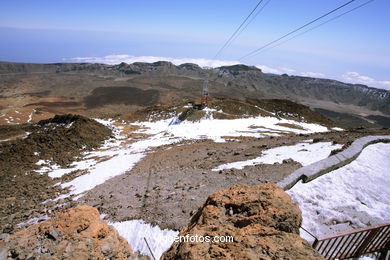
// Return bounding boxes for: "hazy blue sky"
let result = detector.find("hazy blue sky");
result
[0,0,389,89]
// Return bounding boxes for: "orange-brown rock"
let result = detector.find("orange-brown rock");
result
[162,184,323,260]
[0,205,133,260]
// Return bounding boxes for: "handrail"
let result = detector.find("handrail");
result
[309,223,389,260]
[316,223,389,241]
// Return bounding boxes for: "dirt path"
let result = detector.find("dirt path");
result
[79,128,390,230]
[1,113,389,235]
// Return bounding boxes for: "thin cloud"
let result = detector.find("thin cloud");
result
[300,72,326,78]
[69,54,389,92]
[70,54,241,68]
[70,54,291,74]
[342,72,390,91]
[255,65,298,75]
[69,54,322,79]
[255,65,281,74]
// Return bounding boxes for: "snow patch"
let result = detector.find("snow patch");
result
[108,219,178,259]
[43,115,331,200]
[136,116,329,143]
[28,109,36,123]
[16,215,50,228]
[36,159,50,166]
[213,142,342,171]
[65,122,74,128]
[288,143,390,239]
[36,159,98,178]
[60,152,144,196]
[55,119,145,198]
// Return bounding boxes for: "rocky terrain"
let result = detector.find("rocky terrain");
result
[82,126,390,231]
[163,184,323,260]
[0,61,389,259]
[0,114,112,234]
[0,205,134,260]
[0,185,324,260]
[0,61,389,128]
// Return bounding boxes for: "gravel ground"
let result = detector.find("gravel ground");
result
[79,128,390,230]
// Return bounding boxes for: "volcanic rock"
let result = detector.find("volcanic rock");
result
[0,205,133,260]
[162,184,323,260]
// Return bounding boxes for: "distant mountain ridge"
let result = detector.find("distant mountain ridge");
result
[0,61,389,116]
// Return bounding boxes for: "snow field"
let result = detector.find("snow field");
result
[287,143,390,240]
[107,219,178,259]
[34,114,331,200]
[30,114,335,257]
[213,141,343,171]
[136,115,329,143]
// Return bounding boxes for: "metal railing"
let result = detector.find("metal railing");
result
[311,223,389,260]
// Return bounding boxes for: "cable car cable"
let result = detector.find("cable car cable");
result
[239,0,357,60]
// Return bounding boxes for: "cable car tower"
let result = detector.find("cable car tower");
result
[201,79,211,107]
[201,67,212,108]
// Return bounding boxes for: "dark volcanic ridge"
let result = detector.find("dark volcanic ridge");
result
[84,86,160,109]
[0,61,389,121]
[122,98,335,128]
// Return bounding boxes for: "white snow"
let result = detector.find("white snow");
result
[54,120,146,198]
[108,219,178,259]
[22,113,348,258]
[40,114,330,199]
[28,109,36,123]
[61,153,144,196]
[358,256,376,260]
[36,159,97,178]
[65,122,74,128]
[213,141,342,171]
[287,142,390,240]
[36,159,49,166]
[16,215,50,228]
[136,115,329,143]
[52,118,182,199]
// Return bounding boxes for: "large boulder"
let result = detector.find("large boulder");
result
[0,206,133,260]
[163,184,323,260]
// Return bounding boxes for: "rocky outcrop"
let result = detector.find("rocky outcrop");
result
[162,184,323,260]
[0,114,113,234]
[0,206,133,260]
[0,61,110,74]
